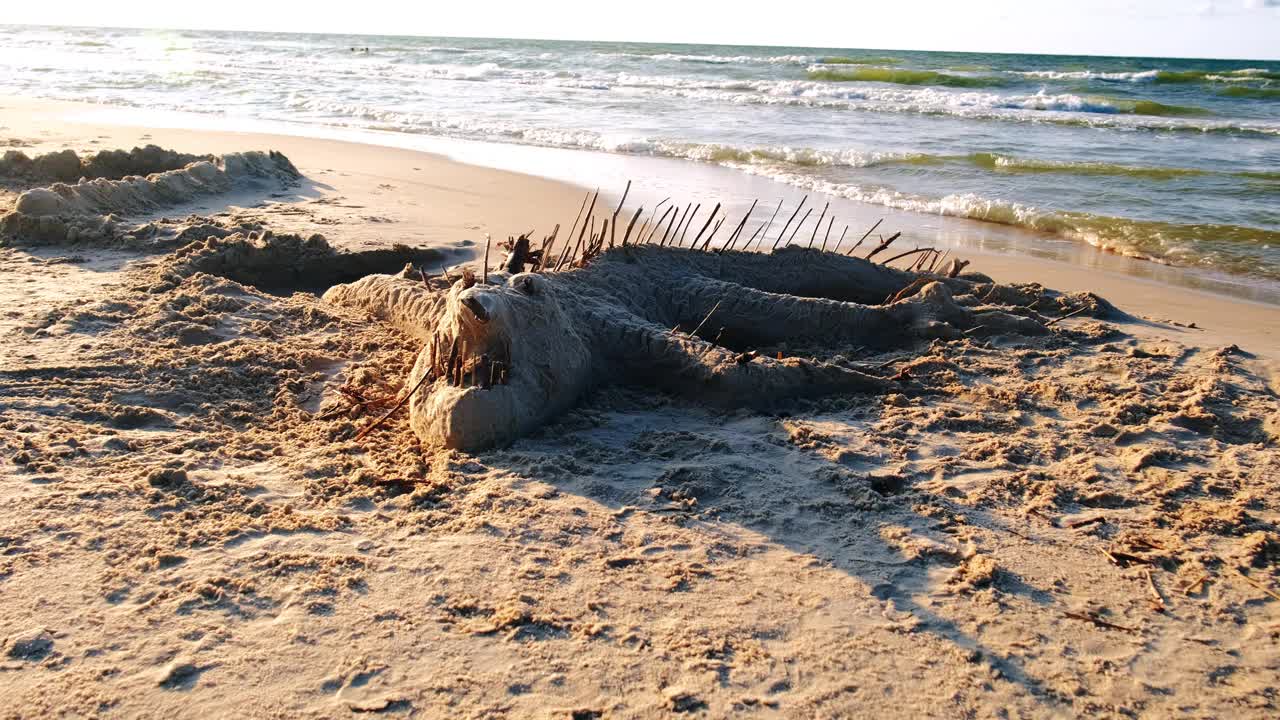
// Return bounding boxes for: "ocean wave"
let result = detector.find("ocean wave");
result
[719,163,1280,279]
[1155,68,1280,83]
[599,51,812,65]
[962,153,1216,180]
[1014,69,1162,82]
[807,66,1009,88]
[1219,86,1280,100]
[1013,67,1280,84]
[567,77,1267,134]
[816,56,902,65]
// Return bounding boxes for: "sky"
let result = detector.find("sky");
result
[4,0,1279,60]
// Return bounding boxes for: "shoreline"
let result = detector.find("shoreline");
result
[2,94,1277,357]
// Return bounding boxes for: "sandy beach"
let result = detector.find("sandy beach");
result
[2,95,1279,718]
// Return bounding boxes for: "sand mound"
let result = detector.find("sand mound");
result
[0,144,213,183]
[166,231,448,295]
[324,243,1117,451]
[0,149,299,247]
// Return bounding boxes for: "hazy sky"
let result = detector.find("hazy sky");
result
[6,0,1279,60]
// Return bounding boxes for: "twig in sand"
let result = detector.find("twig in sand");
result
[1102,548,1153,568]
[679,203,701,247]
[880,246,935,267]
[1065,515,1105,529]
[772,195,807,251]
[832,224,849,254]
[694,202,721,249]
[847,218,883,256]
[610,180,631,247]
[1145,569,1168,612]
[786,208,812,247]
[622,205,644,246]
[1182,573,1209,596]
[865,231,902,261]
[355,367,437,441]
[723,199,758,252]
[885,277,933,305]
[1045,306,1091,327]
[689,299,724,339]
[482,234,491,284]
[646,205,674,244]
[808,201,829,248]
[1063,610,1137,633]
[1231,567,1280,602]
[754,198,784,251]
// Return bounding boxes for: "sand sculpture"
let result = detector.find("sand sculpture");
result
[2,151,1115,453]
[320,200,1115,451]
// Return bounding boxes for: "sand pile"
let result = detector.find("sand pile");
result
[0,145,213,183]
[324,244,1116,451]
[0,148,299,247]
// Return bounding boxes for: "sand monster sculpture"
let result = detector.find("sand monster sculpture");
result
[325,238,1112,452]
[1,149,1113,453]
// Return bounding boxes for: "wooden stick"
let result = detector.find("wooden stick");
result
[808,201,829,248]
[594,218,608,258]
[1232,567,1280,602]
[831,224,848,254]
[700,217,725,251]
[1045,305,1091,327]
[786,208,812,247]
[693,202,721,249]
[536,223,561,271]
[1062,610,1136,634]
[610,180,631,248]
[724,199,758,252]
[622,204,645,243]
[865,231,901,261]
[820,215,835,252]
[563,190,590,258]
[848,218,883,256]
[647,205,674,244]
[754,198,784,251]
[689,299,723,338]
[557,190,598,271]
[1145,569,1167,611]
[482,234,491,284]
[772,195,807,251]
[880,246,934,266]
[355,367,435,440]
[662,204,685,246]
[679,203,701,247]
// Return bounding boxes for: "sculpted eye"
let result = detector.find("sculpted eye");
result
[461,295,490,323]
[514,275,538,295]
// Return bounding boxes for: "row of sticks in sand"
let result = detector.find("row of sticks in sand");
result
[477,183,967,280]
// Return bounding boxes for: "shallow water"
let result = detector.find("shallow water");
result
[1,25,1277,292]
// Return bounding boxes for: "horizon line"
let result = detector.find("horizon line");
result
[3,21,1278,64]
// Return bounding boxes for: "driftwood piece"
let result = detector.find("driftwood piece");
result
[808,201,829,248]
[865,232,902,261]
[772,195,807,251]
[848,218,883,256]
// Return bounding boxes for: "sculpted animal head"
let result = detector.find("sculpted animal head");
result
[408,272,592,451]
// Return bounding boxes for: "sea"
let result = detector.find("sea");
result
[1,25,1278,296]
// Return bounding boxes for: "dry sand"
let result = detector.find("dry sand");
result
[2,97,1279,718]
